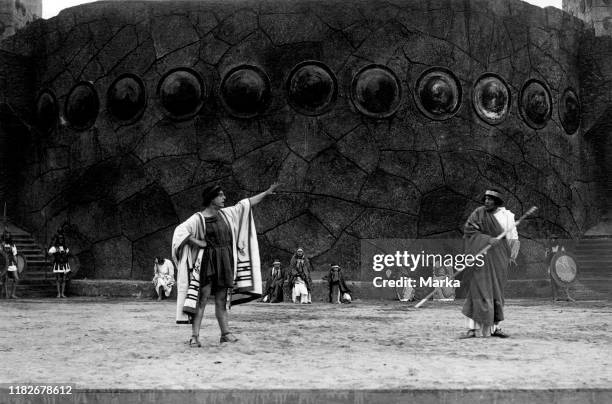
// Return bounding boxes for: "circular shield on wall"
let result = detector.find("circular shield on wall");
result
[107,73,147,124]
[287,61,337,116]
[550,251,579,285]
[220,65,271,119]
[65,82,100,131]
[158,68,206,121]
[472,73,511,125]
[351,64,402,119]
[414,67,462,120]
[35,89,59,133]
[558,87,580,135]
[519,79,552,129]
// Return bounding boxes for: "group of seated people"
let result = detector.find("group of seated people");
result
[262,247,352,304]
[151,247,353,304]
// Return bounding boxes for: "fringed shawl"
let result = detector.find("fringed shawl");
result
[171,199,262,324]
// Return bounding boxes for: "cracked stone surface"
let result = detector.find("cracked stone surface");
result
[0,0,608,281]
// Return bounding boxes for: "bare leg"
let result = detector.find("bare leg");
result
[61,275,67,298]
[480,323,489,338]
[10,279,17,299]
[156,286,163,301]
[565,287,576,302]
[56,275,61,298]
[191,283,211,341]
[214,289,230,335]
[551,275,560,302]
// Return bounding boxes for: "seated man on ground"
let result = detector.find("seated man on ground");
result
[325,264,352,304]
[153,256,175,301]
[263,259,284,303]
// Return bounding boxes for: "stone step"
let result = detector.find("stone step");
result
[18,279,54,286]
[20,271,52,277]
[23,258,48,263]
[575,240,612,245]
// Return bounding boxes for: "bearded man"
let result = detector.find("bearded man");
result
[460,189,520,338]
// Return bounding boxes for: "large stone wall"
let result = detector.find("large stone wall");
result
[0,0,605,281]
[0,49,35,218]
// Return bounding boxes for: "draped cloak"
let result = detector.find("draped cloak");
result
[264,266,284,303]
[462,206,512,326]
[171,199,262,324]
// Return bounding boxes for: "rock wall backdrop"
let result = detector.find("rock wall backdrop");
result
[0,0,609,281]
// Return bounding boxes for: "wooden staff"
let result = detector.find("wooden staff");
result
[414,206,538,308]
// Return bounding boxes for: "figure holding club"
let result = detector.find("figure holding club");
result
[455,189,530,338]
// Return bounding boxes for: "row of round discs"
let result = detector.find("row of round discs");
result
[35,63,580,135]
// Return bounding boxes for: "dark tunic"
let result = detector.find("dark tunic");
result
[201,215,234,291]
[462,206,510,326]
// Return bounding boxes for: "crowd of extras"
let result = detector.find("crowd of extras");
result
[153,247,352,305]
[0,228,71,299]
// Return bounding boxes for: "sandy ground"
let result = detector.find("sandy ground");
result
[0,298,611,390]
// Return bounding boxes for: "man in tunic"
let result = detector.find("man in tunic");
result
[461,189,519,338]
[152,256,175,301]
[48,230,71,298]
[544,235,574,302]
[1,231,19,299]
[288,247,313,304]
[263,259,284,303]
[172,182,279,347]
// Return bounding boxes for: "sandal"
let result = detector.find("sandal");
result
[458,329,477,339]
[490,329,510,338]
[219,332,238,344]
[188,335,201,348]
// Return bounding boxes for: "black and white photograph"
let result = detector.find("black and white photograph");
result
[0,0,611,403]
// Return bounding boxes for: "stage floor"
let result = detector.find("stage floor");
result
[1,298,611,401]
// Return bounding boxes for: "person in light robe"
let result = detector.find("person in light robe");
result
[460,189,519,338]
[152,256,175,300]
[288,247,313,304]
[172,182,280,347]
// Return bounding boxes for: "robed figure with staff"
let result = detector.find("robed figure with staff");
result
[460,189,520,339]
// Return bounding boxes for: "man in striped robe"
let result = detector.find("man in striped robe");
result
[172,183,279,347]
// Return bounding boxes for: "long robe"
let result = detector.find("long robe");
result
[462,206,516,327]
[288,255,313,291]
[171,199,262,324]
[325,267,351,302]
[264,266,284,303]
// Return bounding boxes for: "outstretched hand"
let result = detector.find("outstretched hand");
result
[267,182,281,195]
